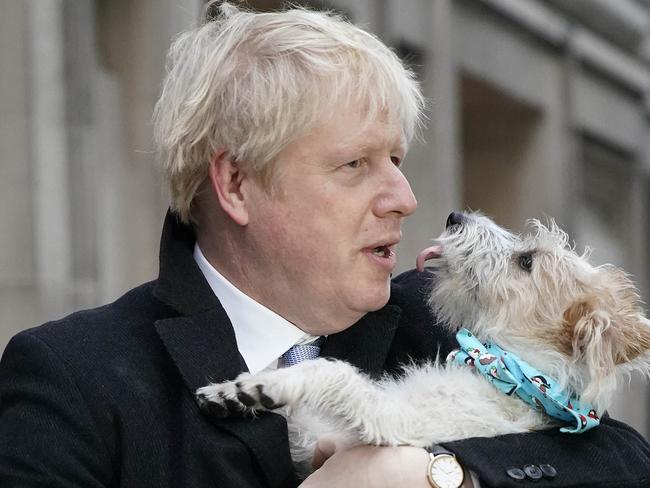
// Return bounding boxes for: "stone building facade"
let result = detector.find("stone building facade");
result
[2,0,649,435]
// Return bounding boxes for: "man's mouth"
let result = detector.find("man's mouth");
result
[371,245,394,258]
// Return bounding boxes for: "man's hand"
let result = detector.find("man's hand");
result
[300,440,474,488]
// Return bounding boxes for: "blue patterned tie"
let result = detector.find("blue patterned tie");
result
[279,337,325,367]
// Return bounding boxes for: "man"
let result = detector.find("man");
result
[1,3,649,487]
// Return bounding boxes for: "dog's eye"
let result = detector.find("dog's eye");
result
[519,253,533,272]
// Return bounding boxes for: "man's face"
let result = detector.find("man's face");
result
[242,107,417,334]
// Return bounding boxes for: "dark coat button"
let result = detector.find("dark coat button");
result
[524,464,543,480]
[539,464,557,478]
[506,468,526,480]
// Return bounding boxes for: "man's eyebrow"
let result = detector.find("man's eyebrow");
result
[325,128,406,158]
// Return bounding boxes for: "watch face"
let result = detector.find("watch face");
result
[428,455,464,488]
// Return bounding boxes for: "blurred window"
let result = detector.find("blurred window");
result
[577,135,634,268]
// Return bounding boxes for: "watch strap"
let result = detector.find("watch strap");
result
[425,444,456,457]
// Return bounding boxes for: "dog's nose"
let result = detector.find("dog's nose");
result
[446,211,466,229]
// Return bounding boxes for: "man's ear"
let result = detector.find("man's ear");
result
[207,150,249,226]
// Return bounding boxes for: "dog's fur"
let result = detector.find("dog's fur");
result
[197,212,650,474]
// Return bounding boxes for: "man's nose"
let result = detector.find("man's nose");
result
[376,164,417,217]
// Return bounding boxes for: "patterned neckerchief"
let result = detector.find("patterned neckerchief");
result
[447,328,600,434]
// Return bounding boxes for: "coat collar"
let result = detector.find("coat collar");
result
[153,211,218,317]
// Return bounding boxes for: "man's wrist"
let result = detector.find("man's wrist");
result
[393,446,433,488]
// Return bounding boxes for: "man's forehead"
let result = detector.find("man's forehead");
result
[312,112,406,150]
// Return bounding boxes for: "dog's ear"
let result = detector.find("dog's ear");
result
[561,268,650,400]
[563,299,650,361]
[562,298,650,402]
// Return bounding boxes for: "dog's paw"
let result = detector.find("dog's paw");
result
[196,374,286,418]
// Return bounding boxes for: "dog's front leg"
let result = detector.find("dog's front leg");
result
[196,358,422,446]
[196,358,367,416]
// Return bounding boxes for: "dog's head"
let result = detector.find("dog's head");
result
[419,211,650,408]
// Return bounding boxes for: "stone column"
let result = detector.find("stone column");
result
[28,0,74,319]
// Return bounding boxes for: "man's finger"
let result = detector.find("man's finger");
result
[311,438,343,469]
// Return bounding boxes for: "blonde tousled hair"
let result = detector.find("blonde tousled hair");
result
[153,2,425,223]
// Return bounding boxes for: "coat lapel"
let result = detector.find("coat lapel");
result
[154,310,243,392]
[155,314,297,488]
[152,211,295,488]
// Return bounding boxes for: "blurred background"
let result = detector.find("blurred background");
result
[1,0,649,437]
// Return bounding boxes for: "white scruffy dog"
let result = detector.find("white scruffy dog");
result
[197,211,650,474]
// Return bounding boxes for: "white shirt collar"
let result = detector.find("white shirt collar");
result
[193,244,317,373]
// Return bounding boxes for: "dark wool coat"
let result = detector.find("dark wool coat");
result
[1,212,649,487]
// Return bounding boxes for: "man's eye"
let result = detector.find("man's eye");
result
[346,160,362,169]
[391,156,402,167]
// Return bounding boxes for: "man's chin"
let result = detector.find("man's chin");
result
[356,285,391,313]
[318,293,390,334]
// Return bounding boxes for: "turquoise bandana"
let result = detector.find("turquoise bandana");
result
[448,328,600,434]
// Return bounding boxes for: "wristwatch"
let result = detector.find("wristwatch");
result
[425,445,464,488]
